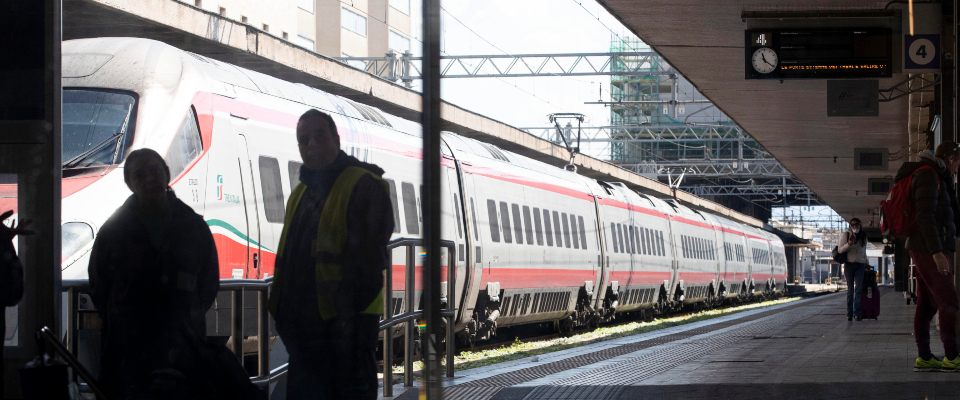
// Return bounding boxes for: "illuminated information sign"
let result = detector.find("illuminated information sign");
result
[744,28,892,79]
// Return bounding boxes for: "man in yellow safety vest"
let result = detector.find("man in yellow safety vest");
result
[269,109,395,399]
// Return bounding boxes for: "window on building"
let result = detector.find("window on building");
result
[299,0,314,13]
[522,206,534,245]
[219,6,226,16]
[384,179,401,233]
[241,15,248,23]
[578,216,588,250]
[342,7,367,36]
[542,209,554,246]
[569,215,579,249]
[165,107,203,182]
[511,204,523,245]
[296,35,315,50]
[282,32,289,40]
[552,212,563,248]
[194,0,202,7]
[486,199,500,242]
[401,182,419,234]
[258,156,285,223]
[532,207,544,246]
[389,30,411,53]
[262,23,270,32]
[499,202,512,243]
[389,0,410,14]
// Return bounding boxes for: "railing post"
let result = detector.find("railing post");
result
[257,288,269,378]
[65,286,75,355]
[446,244,455,378]
[232,288,244,363]
[404,245,415,387]
[383,250,394,398]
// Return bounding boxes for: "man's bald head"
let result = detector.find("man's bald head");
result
[296,109,341,171]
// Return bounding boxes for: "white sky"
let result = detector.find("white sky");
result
[406,0,637,132]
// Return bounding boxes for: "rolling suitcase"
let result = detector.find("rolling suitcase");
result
[861,269,881,319]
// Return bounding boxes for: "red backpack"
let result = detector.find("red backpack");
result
[880,165,939,238]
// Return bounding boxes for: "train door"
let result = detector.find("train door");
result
[665,214,681,300]
[456,164,485,326]
[581,179,607,311]
[441,143,470,327]
[235,134,262,279]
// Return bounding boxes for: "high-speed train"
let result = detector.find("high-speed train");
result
[43,37,786,345]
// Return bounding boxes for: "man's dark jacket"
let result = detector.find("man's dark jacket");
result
[273,151,394,335]
[895,152,960,253]
[89,191,219,397]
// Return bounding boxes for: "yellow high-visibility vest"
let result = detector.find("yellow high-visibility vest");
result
[268,166,388,320]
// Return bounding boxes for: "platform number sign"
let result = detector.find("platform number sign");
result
[905,34,940,70]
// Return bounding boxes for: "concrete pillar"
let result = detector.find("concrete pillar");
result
[0,0,62,397]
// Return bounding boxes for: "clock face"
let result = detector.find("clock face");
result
[751,48,778,74]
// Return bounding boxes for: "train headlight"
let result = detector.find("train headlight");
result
[62,222,94,263]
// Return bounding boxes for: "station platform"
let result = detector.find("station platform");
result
[388,289,960,400]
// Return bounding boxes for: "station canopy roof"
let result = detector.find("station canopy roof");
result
[598,0,914,224]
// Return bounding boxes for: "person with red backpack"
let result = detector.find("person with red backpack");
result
[894,142,960,372]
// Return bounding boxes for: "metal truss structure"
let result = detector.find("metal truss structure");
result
[522,124,792,178]
[336,51,674,87]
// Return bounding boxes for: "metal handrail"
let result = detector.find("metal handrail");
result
[38,326,109,400]
[380,237,457,397]
[60,237,457,398]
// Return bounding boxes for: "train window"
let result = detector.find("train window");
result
[542,209,554,246]
[166,106,203,181]
[532,208,544,246]
[616,224,624,253]
[402,182,420,234]
[258,156,285,223]
[470,198,479,240]
[639,228,647,255]
[486,199,500,242]
[552,211,563,247]
[287,161,302,191]
[658,231,665,256]
[609,223,618,253]
[522,206,534,245]
[561,213,572,248]
[569,215,579,249]
[384,179,401,233]
[511,204,524,245]
[453,193,463,238]
[627,225,635,254]
[499,202,513,243]
[578,216,588,250]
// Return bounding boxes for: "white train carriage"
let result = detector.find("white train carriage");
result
[51,37,789,346]
[595,182,674,315]
[705,213,752,300]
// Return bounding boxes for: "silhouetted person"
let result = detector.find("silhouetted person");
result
[839,218,867,321]
[89,149,219,399]
[0,210,34,398]
[897,142,960,372]
[269,109,394,399]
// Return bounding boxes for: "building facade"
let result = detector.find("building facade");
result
[186,0,412,62]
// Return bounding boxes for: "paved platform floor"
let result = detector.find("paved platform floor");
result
[388,288,960,400]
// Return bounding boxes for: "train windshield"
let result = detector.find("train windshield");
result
[62,89,137,169]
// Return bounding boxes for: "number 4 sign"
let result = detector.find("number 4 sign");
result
[905,34,941,70]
